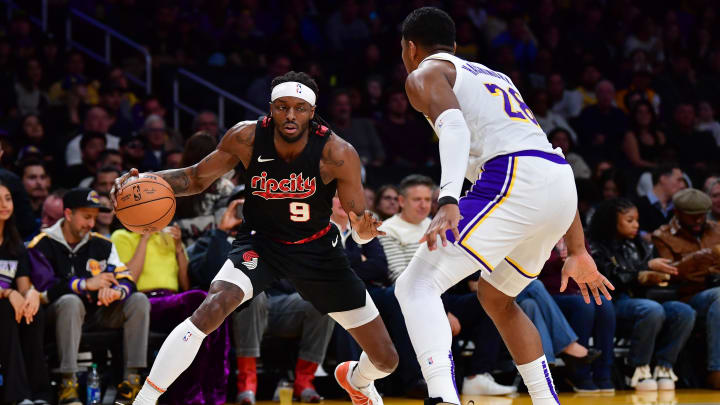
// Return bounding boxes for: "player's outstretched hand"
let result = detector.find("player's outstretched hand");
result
[420,204,461,251]
[561,250,615,305]
[349,211,386,240]
[110,168,139,208]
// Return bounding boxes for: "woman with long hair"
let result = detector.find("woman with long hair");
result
[0,179,52,404]
[589,198,695,391]
[622,100,667,168]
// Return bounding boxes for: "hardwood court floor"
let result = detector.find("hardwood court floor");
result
[254,390,720,405]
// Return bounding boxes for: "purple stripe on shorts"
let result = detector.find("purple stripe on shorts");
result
[542,360,560,404]
[486,149,568,166]
[449,351,459,397]
[504,258,537,279]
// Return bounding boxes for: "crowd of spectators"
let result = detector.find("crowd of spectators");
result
[1,0,720,404]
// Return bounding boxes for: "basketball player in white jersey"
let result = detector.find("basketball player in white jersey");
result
[393,8,615,405]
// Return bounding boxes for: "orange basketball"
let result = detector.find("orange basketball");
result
[115,173,176,234]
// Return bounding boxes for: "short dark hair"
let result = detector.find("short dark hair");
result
[19,158,47,177]
[97,166,120,177]
[399,174,435,196]
[651,164,680,185]
[589,198,637,243]
[270,71,319,98]
[402,7,455,49]
[80,131,106,150]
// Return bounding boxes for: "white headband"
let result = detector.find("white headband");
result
[271,81,316,106]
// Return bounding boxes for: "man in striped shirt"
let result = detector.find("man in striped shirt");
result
[378,175,434,282]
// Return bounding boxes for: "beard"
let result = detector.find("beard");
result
[276,121,309,143]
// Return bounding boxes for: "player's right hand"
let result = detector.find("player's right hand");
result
[85,273,119,291]
[420,204,461,251]
[110,168,139,208]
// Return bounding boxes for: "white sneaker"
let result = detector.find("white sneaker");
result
[631,365,657,391]
[653,365,678,391]
[461,373,517,396]
[335,361,384,405]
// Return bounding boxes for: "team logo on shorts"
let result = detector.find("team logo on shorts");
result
[242,251,259,270]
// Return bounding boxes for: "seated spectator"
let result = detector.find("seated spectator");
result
[635,165,684,236]
[193,110,221,141]
[243,55,292,119]
[120,135,146,172]
[651,189,720,389]
[547,73,583,119]
[233,280,333,404]
[442,274,516,396]
[40,190,65,229]
[696,100,720,148]
[516,281,599,372]
[13,57,48,116]
[330,193,425,397]
[491,14,538,70]
[667,102,719,182]
[112,225,230,404]
[572,64,603,109]
[0,143,38,239]
[47,50,99,106]
[615,67,661,114]
[363,185,375,214]
[330,89,385,167]
[548,128,590,179]
[375,88,434,168]
[325,0,370,53]
[590,198,696,391]
[20,159,50,221]
[94,193,113,238]
[378,175,432,282]
[576,80,628,165]
[372,184,399,220]
[706,179,720,222]
[140,115,184,171]
[64,132,107,188]
[65,106,120,167]
[622,100,667,169]
[99,82,135,139]
[106,67,139,119]
[533,90,578,144]
[539,239,616,392]
[89,166,120,194]
[163,149,184,170]
[28,188,150,405]
[133,95,168,129]
[0,180,52,404]
[78,149,124,188]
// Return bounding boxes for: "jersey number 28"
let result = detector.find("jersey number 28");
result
[484,83,539,126]
[289,202,310,222]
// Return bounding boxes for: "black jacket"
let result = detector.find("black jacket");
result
[28,219,135,304]
[590,237,653,297]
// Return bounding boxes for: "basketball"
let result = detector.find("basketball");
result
[115,173,176,234]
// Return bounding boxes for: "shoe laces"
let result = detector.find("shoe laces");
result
[631,365,653,387]
[654,366,678,381]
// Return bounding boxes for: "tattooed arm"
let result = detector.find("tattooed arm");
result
[112,122,253,203]
[322,134,384,240]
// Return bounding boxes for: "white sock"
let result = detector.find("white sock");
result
[516,355,560,405]
[395,260,460,404]
[350,351,391,389]
[133,318,207,405]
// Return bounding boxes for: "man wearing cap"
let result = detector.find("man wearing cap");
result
[652,188,720,389]
[27,188,149,404]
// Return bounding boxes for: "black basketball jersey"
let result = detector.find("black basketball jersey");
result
[242,116,336,243]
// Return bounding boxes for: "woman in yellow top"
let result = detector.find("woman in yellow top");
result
[111,225,229,405]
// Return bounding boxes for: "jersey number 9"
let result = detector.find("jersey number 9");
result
[290,202,310,222]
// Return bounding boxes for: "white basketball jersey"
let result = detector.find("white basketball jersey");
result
[420,53,560,181]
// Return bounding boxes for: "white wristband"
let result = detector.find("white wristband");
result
[351,228,373,245]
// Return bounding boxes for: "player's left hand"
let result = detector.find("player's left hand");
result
[349,211,386,240]
[561,250,614,305]
[420,204,461,251]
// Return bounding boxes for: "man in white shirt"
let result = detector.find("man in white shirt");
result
[378,175,433,282]
[65,106,120,166]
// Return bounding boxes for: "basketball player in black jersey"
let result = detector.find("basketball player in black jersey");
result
[112,72,397,405]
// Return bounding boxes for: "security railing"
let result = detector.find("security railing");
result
[2,0,48,31]
[66,8,151,94]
